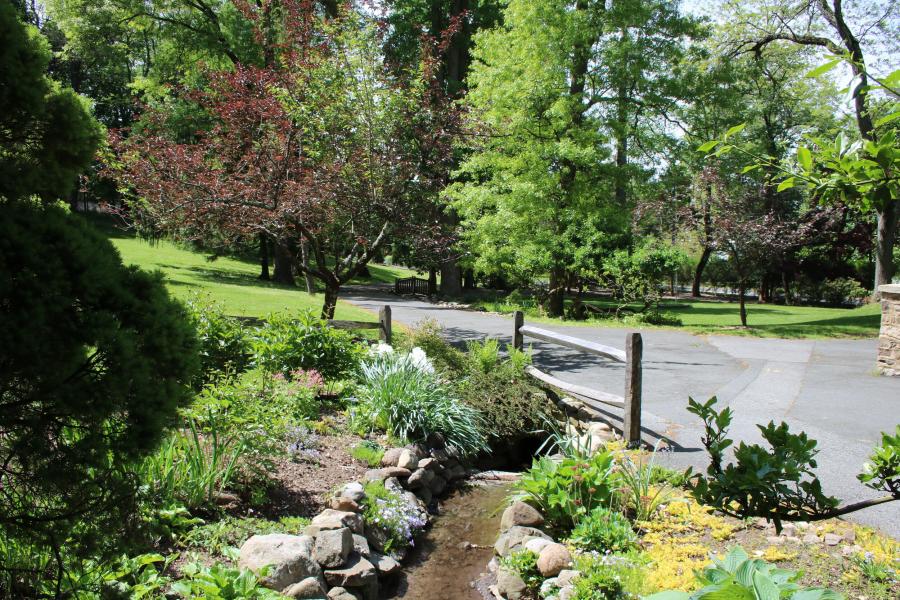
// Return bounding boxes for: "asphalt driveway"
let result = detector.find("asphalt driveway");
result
[342,288,900,537]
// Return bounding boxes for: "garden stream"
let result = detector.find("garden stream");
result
[383,481,512,599]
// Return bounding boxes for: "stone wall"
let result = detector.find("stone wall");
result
[877,284,900,376]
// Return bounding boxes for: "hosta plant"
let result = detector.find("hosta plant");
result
[644,546,843,600]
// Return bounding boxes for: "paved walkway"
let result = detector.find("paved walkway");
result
[342,288,899,537]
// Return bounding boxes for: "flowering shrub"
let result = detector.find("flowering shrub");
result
[361,481,427,554]
[353,349,487,455]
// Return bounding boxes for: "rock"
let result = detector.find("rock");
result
[524,538,552,554]
[842,544,863,557]
[406,468,434,489]
[324,553,377,588]
[239,534,321,592]
[327,587,359,600]
[495,526,552,557]
[352,534,371,558]
[283,576,327,599]
[306,510,364,536]
[381,448,404,468]
[540,577,560,598]
[341,482,366,503]
[380,467,412,479]
[780,523,797,537]
[487,557,499,573]
[397,449,419,471]
[766,536,784,546]
[416,487,432,505]
[370,552,402,576]
[418,457,437,470]
[557,570,580,586]
[537,543,572,577]
[213,491,241,506]
[802,533,821,545]
[558,584,576,600]
[795,521,810,531]
[824,533,841,546]
[431,447,451,462]
[429,475,447,496]
[314,527,352,568]
[784,536,801,544]
[330,496,361,512]
[754,517,770,529]
[843,528,856,543]
[364,469,387,482]
[501,502,544,531]
[496,567,528,600]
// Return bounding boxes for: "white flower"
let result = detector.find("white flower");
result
[368,342,394,357]
[407,347,434,373]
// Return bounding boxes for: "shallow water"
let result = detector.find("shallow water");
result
[384,482,511,599]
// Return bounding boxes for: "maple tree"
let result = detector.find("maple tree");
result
[110,1,458,317]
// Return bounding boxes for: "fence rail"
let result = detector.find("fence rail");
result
[513,311,643,445]
[394,276,430,295]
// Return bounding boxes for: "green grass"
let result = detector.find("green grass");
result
[473,296,881,339]
[108,234,378,320]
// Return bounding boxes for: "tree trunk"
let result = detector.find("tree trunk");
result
[440,258,462,296]
[692,247,712,297]
[463,269,475,290]
[873,203,897,298]
[259,233,270,280]
[738,281,748,327]
[782,270,793,305]
[272,241,295,286]
[547,267,566,317]
[321,282,340,319]
[300,240,315,293]
[758,275,771,303]
[428,268,437,296]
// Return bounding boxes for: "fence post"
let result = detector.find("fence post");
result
[513,310,524,351]
[379,305,392,344]
[623,332,642,447]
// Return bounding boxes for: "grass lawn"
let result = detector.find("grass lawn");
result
[474,295,882,339]
[107,232,392,321]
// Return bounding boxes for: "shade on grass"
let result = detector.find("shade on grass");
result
[110,235,384,320]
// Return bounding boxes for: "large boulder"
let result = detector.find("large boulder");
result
[370,552,402,576]
[327,587,358,600]
[314,527,353,568]
[305,510,364,536]
[238,534,321,592]
[323,553,377,588]
[397,449,419,470]
[406,468,434,489]
[341,482,366,504]
[283,576,328,599]
[352,534,371,558]
[496,567,528,600]
[381,447,404,467]
[537,543,572,577]
[500,502,544,531]
[494,526,552,557]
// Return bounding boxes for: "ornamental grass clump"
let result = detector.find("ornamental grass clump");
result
[353,346,488,456]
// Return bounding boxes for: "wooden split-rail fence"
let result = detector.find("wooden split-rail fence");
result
[512,310,643,445]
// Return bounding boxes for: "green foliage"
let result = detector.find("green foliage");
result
[250,311,364,379]
[353,351,488,456]
[181,515,310,557]
[602,242,688,314]
[499,550,543,592]
[137,416,247,510]
[466,338,502,373]
[351,441,386,468]
[456,344,551,444]
[139,504,205,546]
[513,452,616,532]
[360,481,427,554]
[0,202,198,591]
[171,561,285,600]
[644,546,843,600]
[100,552,176,600]
[0,2,103,202]
[614,447,679,522]
[186,295,252,385]
[571,553,645,600]
[569,507,638,554]
[817,278,869,306]
[399,319,467,375]
[858,426,900,496]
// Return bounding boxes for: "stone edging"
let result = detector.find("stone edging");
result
[237,443,468,599]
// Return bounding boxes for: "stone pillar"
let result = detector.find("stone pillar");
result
[877,284,900,376]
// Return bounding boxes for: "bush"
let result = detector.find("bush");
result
[513,451,616,532]
[398,319,467,374]
[602,241,687,313]
[569,507,637,554]
[820,277,868,305]
[0,202,198,592]
[186,296,252,385]
[361,481,428,554]
[353,349,488,456]
[250,311,364,379]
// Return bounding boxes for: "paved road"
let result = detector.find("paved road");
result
[342,288,900,538]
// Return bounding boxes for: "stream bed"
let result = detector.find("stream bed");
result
[384,481,512,599]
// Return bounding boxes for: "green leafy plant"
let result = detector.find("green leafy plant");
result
[644,546,843,600]
[614,446,679,522]
[351,441,385,467]
[101,552,176,600]
[499,550,543,593]
[180,515,310,557]
[360,481,427,554]
[466,338,502,373]
[398,319,467,374]
[568,507,637,554]
[353,351,488,456]
[171,562,285,599]
[513,451,616,532]
[186,295,251,385]
[250,311,364,379]
[571,553,645,600]
[687,397,899,530]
